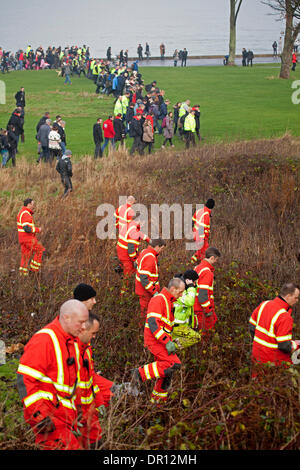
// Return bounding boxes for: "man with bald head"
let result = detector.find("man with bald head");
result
[17,299,88,450]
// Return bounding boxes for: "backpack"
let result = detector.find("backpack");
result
[161,116,167,128]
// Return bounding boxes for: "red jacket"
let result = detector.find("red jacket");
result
[249,296,298,365]
[145,115,154,131]
[117,220,149,260]
[194,259,215,314]
[135,246,160,296]
[114,203,135,231]
[144,288,176,347]
[192,205,211,243]
[102,119,115,138]
[17,206,41,244]
[17,317,80,429]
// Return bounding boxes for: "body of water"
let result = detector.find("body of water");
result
[1,0,285,58]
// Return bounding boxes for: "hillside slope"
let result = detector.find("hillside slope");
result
[1,136,300,450]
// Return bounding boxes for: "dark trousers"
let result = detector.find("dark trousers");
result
[184,131,196,149]
[163,138,173,146]
[94,142,103,158]
[130,136,143,155]
[141,141,153,154]
[61,175,73,197]
[6,148,16,166]
[41,146,50,162]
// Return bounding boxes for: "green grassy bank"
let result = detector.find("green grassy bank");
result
[0,63,299,161]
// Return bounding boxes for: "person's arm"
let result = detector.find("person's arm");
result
[197,270,213,316]
[17,335,57,430]
[20,211,40,234]
[276,315,299,355]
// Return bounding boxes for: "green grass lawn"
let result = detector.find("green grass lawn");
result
[0,64,299,161]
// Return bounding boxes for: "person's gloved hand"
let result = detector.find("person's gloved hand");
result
[166,341,177,355]
[98,405,107,418]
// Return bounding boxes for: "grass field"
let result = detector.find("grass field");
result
[1,65,300,450]
[0,63,299,161]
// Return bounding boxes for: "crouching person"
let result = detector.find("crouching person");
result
[172,270,202,349]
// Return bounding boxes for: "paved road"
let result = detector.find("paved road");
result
[128,56,282,67]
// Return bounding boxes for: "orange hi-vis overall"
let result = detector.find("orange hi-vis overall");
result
[76,341,114,449]
[139,288,181,403]
[135,246,160,317]
[114,202,135,232]
[191,206,211,263]
[249,296,299,366]
[17,206,45,275]
[117,220,150,283]
[17,317,82,450]
[194,259,217,331]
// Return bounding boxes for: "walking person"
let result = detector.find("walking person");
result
[173,49,179,67]
[56,149,73,198]
[132,278,185,405]
[181,48,188,67]
[194,247,221,333]
[16,198,45,276]
[141,114,154,154]
[292,52,297,71]
[93,118,103,158]
[183,109,196,149]
[129,114,143,155]
[7,108,24,152]
[242,48,248,67]
[64,61,72,85]
[161,111,174,148]
[48,123,62,163]
[6,124,18,167]
[135,238,166,318]
[247,50,254,67]
[113,113,126,150]
[101,116,115,155]
[36,118,51,162]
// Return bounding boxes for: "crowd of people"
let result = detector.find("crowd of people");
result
[0,52,202,176]
[0,45,91,72]
[88,62,201,156]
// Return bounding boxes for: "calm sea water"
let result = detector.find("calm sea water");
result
[1,0,285,58]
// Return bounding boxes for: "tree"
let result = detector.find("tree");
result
[263,0,300,78]
[228,0,244,65]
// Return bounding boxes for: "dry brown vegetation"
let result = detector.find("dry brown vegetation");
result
[1,136,300,450]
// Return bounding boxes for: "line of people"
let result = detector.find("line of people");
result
[0,44,90,72]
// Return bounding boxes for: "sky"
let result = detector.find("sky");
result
[0,0,285,56]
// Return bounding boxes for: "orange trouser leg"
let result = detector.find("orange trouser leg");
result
[139,340,181,402]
